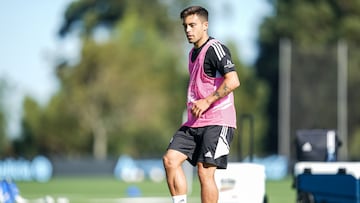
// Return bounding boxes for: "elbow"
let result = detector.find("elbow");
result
[233,79,240,90]
[232,72,240,89]
[225,72,240,90]
[235,80,240,88]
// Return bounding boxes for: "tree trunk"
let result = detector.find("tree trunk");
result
[92,123,107,160]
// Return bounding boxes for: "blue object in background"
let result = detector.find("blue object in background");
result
[126,185,142,197]
[297,173,360,203]
[0,156,53,182]
[114,155,145,182]
[0,179,19,203]
[113,155,166,182]
[30,156,53,182]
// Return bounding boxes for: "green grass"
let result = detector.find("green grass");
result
[266,177,296,203]
[16,176,296,203]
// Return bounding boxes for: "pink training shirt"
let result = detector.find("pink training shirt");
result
[182,39,237,128]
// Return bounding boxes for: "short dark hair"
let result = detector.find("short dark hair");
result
[180,6,208,21]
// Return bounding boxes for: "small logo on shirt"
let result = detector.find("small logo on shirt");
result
[224,59,235,69]
[205,151,213,158]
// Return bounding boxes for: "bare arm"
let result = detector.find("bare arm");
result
[206,71,240,104]
[191,71,240,118]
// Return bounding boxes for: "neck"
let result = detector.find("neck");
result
[194,35,209,48]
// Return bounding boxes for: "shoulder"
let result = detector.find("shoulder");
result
[206,40,231,61]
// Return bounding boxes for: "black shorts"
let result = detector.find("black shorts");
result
[167,125,235,169]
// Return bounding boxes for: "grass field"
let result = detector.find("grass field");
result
[16,176,296,203]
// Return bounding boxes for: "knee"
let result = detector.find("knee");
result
[163,150,185,169]
[163,152,176,169]
[162,154,170,168]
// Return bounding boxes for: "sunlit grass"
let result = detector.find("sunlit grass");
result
[16,176,296,203]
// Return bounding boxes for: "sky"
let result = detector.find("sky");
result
[0,1,272,138]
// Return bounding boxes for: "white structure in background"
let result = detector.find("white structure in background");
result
[215,163,266,203]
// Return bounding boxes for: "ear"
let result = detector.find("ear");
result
[203,21,208,31]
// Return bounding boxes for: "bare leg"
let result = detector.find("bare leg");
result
[163,149,188,196]
[197,162,218,203]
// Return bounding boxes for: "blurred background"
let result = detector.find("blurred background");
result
[0,0,360,200]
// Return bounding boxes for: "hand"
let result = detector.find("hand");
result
[191,99,211,118]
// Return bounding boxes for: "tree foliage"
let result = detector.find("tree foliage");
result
[0,79,8,156]
[14,94,85,158]
[58,11,186,159]
[228,43,270,157]
[17,0,190,159]
[58,0,190,39]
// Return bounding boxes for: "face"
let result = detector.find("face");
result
[182,14,208,48]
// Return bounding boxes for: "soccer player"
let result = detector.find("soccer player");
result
[163,6,240,203]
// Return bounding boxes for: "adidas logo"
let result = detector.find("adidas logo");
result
[302,142,312,152]
[205,151,213,158]
[224,59,235,69]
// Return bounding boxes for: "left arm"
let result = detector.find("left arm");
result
[191,71,240,118]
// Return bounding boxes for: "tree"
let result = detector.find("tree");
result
[54,1,189,159]
[14,93,85,158]
[0,79,8,156]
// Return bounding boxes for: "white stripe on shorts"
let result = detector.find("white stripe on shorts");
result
[214,126,230,159]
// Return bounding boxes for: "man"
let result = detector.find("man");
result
[163,6,240,203]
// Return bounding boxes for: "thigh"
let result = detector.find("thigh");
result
[167,126,197,165]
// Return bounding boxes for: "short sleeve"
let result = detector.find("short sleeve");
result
[205,41,236,77]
